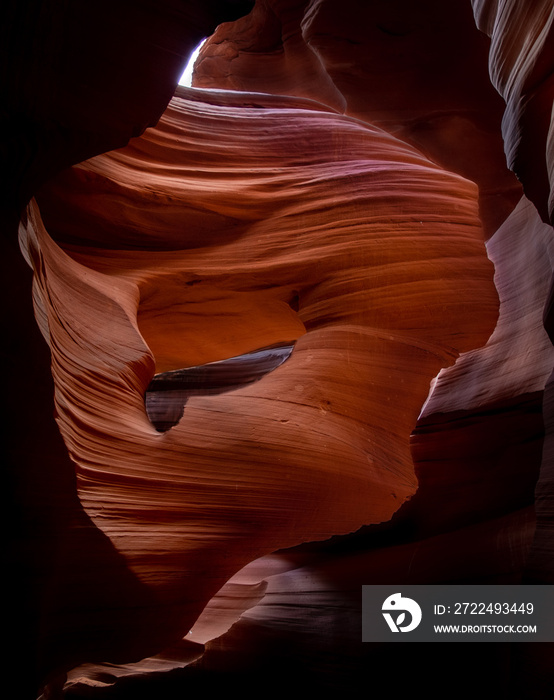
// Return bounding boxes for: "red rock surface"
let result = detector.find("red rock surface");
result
[3,1,554,696]
[193,0,523,237]
[25,86,497,687]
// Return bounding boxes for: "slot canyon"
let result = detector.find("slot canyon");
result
[2,1,554,697]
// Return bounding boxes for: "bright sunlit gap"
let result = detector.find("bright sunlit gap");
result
[179,38,208,87]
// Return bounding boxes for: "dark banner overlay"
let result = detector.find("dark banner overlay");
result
[362,586,554,642]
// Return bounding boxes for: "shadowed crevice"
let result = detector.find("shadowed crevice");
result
[145,343,295,432]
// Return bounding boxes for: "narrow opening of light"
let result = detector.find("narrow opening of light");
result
[179,38,208,87]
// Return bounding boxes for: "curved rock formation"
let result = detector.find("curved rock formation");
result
[421,195,554,417]
[470,0,554,589]
[4,1,554,696]
[472,0,554,223]
[27,84,496,684]
[193,0,523,237]
[191,0,554,590]
[145,344,295,432]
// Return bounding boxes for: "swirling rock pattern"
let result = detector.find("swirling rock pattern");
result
[191,0,554,584]
[4,1,554,695]
[471,0,554,588]
[27,85,496,682]
[472,0,554,223]
[194,0,523,237]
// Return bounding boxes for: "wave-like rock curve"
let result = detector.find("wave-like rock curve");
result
[26,85,498,675]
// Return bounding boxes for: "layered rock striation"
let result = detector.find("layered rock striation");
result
[3,0,554,695]
[25,86,497,682]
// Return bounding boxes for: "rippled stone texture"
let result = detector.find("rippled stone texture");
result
[470,0,554,588]
[190,0,554,599]
[5,1,554,696]
[27,85,496,684]
[145,345,295,432]
[472,0,554,223]
[194,0,523,237]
